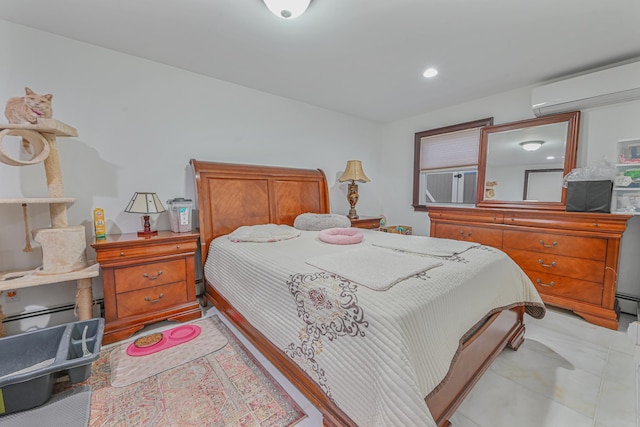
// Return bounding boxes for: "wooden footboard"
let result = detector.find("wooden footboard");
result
[206,280,525,427]
[426,306,525,426]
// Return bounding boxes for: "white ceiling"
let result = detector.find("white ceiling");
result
[2,0,640,123]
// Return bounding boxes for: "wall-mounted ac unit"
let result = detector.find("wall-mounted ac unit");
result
[532,61,640,117]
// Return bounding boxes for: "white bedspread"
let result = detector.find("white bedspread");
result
[205,229,544,426]
[373,232,479,256]
[306,246,443,291]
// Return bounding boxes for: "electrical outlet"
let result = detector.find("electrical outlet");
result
[4,289,19,302]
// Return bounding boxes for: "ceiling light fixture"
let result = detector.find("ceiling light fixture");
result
[423,67,438,78]
[263,0,311,19]
[520,140,544,151]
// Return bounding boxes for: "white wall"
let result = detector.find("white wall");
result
[0,20,383,328]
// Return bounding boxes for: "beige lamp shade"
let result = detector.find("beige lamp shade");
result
[338,160,370,183]
[125,192,166,214]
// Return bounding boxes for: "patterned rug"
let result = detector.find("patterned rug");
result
[60,315,307,426]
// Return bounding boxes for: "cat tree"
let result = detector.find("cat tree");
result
[0,118,97,337]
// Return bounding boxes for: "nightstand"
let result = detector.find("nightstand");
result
[350,216,383,229]
[92,231,202,344]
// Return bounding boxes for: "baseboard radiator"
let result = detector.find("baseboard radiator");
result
[1,299,104,328]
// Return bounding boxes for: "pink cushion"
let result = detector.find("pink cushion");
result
[318,227,364,245]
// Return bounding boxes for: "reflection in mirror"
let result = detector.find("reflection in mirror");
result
[477,111,580,210]
[486,122,567,202]
[523,169,564,201]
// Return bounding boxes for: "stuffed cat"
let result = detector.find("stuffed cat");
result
[485,180,498,199]
[4,87,53,153]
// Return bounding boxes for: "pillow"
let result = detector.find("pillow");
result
[318,227,364,245]
[228,224,301,243]
[293,213,351,231]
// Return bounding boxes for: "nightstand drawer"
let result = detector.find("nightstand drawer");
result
[505,248,604,283]
[95,240,198,263]
[350,217,382,229]
[503,230,606,261]
[114,259,185,293]
[116,281,188,318]
[527,271,603,306]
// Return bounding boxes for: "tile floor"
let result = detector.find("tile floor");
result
[133,305,640,427]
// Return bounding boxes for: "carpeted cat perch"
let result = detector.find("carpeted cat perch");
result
[0,117,97,337]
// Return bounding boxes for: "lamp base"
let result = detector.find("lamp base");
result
[138,215,157,237]
[137,230,158,238]
[346,182,360,220]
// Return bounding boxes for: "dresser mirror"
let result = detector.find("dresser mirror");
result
[477,111,580,210]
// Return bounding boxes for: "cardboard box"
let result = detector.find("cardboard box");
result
[380,225,412,235]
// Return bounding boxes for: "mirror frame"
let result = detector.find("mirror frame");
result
[476,111,581,210]
[412,117,494,211]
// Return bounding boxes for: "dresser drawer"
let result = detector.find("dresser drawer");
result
[95,240,198,263]
[116,281,188,318]
[526,271,603,306]
[114,259,186,293]
[506,248,604,283]
[433,223,503,247]
[503,230,606,261]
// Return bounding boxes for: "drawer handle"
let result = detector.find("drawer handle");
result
[176,245,181,250]
[120,251,125,256]
[143,271,164,280]
[539,240,558,248]
[459,230,472,237]
[537,259,556,268]
[145,293,164,303]
[536,279,555,287]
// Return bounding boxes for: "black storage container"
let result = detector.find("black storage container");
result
[566,180,613,213]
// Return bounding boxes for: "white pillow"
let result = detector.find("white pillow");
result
[293,213,351,231]
[228,224,301,243]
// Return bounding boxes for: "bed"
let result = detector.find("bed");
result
[190,159,545,427]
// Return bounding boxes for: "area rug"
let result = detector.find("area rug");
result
[110,318,228,387]
[62,315,307,427]
[0,386,91,427]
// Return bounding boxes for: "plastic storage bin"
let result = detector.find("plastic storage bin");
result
[0,318,104,415]
[566,180,613,213]
[167,198,193,233]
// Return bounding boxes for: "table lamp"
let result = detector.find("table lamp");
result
[338,160,370,219]
[125,192,166,237]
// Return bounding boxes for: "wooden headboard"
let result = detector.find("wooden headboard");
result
[190,159,330,264]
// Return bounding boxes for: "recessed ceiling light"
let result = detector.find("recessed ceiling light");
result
[423,68,438,78]
[546,156,555,160]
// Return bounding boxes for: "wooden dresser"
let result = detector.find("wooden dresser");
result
[428,206,630,330]
[92,231,202,344]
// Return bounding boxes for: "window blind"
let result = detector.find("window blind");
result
[420,127,481,171]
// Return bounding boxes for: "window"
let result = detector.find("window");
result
[413,118,493,211]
